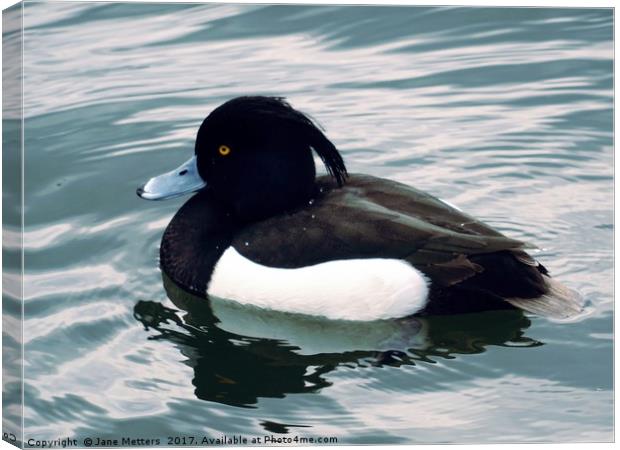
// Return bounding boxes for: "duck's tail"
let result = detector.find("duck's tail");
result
[506,276,585,320]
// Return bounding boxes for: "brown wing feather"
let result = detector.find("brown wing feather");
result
[234,174,531,287]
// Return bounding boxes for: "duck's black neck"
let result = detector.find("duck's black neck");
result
[160,191,239,297]
[159,178,339,296]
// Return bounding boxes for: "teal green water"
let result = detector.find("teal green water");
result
[7,2,615,444]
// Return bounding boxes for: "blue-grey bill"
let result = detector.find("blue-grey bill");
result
[137,155,207,200]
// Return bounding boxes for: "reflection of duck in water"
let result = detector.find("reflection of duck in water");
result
[133,275,540,408]
[137,96,582,320]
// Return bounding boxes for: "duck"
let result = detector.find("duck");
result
[137,96,583,322]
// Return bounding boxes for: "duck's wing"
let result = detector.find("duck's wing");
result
[233,174,533,288]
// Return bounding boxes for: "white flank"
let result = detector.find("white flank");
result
[208,247,430,321]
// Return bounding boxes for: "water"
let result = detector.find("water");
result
[3,2,613,445]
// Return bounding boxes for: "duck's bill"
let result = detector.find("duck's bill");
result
[137,155,207,201]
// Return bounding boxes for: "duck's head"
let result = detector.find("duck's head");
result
[137,96,347,221]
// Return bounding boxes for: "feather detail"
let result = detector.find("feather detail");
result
[506,276,585,320]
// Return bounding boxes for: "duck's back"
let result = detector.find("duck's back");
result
[234,174,529,281]
[230,174,578,317]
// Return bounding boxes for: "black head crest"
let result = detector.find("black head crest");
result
[270,97,348,187]
[209,96,348,187]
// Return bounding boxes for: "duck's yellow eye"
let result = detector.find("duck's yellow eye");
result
[218,145,231,156]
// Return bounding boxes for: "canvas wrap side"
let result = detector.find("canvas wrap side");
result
[3,2,24,448]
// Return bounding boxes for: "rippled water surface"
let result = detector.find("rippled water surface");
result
[4,2,613,444]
